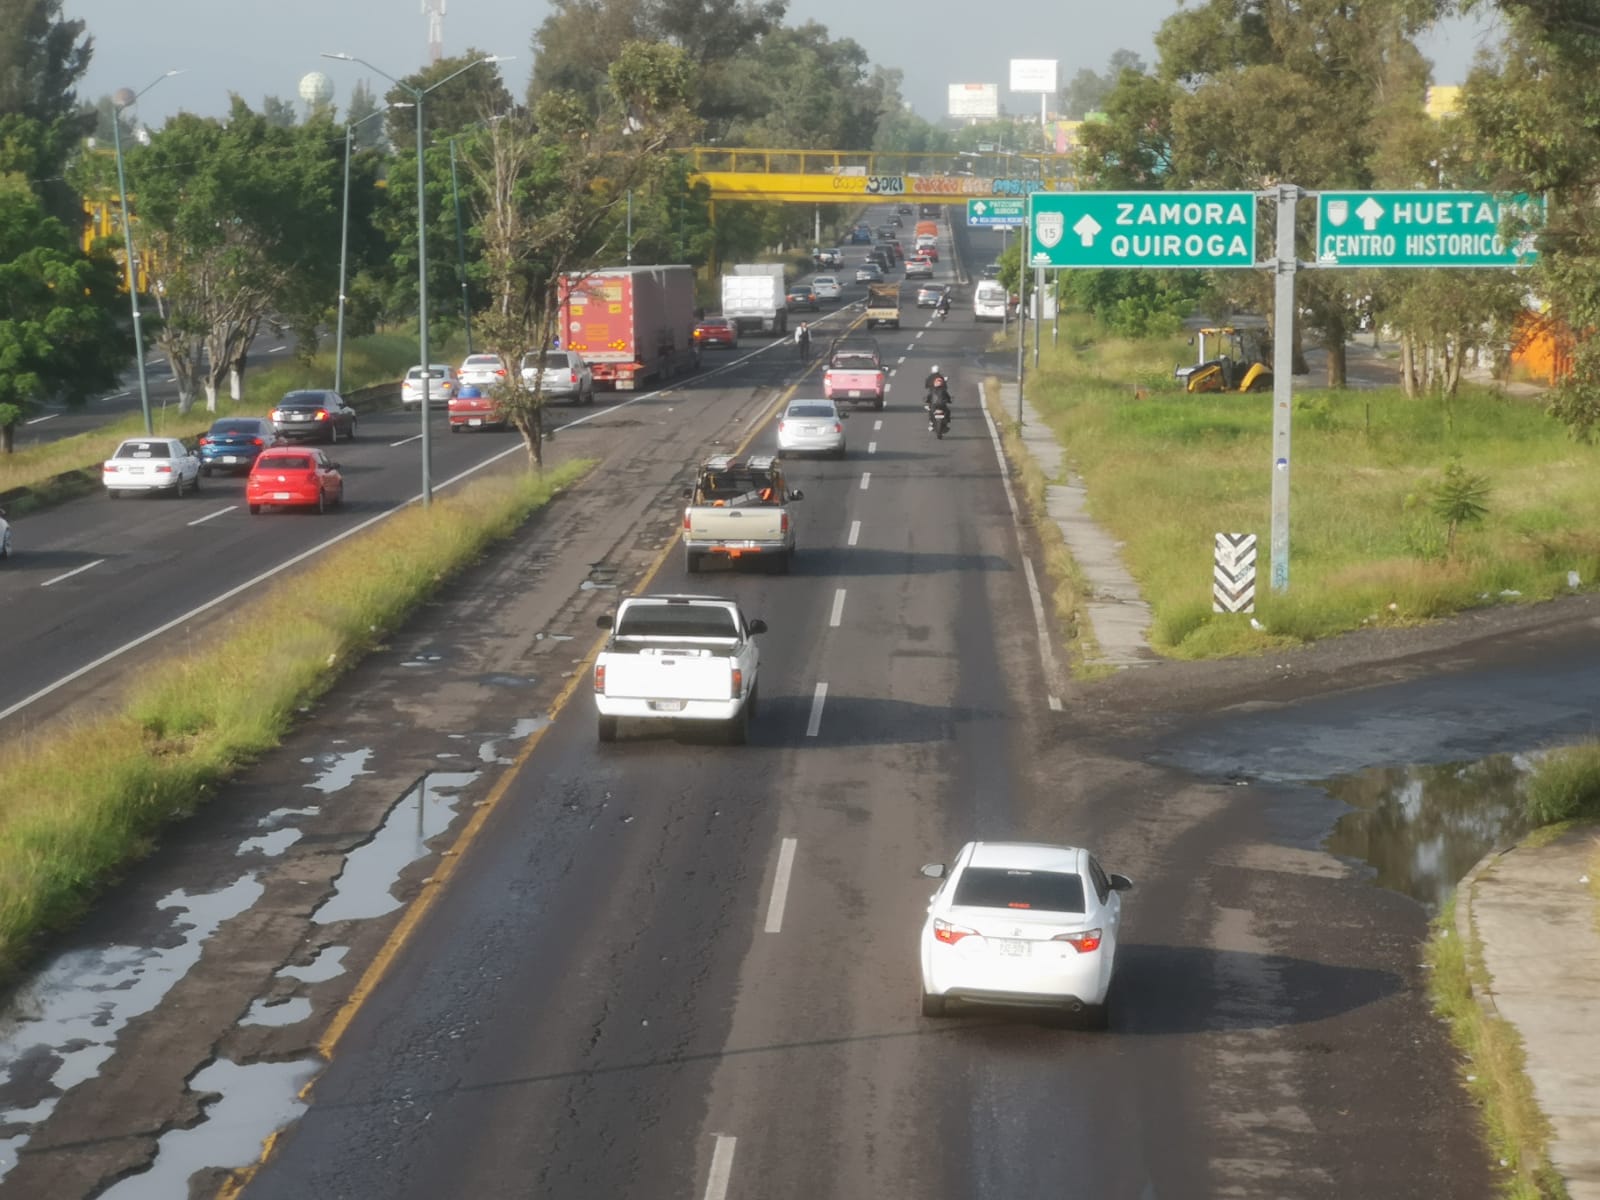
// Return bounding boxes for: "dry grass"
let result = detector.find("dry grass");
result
[0,458,591,981]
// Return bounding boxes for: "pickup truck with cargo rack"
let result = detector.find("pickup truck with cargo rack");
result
[865,282,901,329]
[592,594,767,744]
[822,338,886,410]
[681,454,804,574]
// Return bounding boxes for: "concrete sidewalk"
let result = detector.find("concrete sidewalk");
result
[993,382,1155,669]
[1462,828,1600,1198]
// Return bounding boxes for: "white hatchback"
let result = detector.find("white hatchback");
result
[401,364,458,407]
[776,398,846,459]
[918,842,1131,1026]
[102,437,202,498]
[812,276,842,300]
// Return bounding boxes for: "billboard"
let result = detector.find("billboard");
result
[947,83,1000,119]
[1009,58,1058,94]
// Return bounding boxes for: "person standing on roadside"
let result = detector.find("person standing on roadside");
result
[795,321,812,362]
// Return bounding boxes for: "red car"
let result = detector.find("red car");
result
[693,316,739,349]
[449,388,509,432]
[246,447,344,514]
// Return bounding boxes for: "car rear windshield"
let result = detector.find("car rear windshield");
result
[409,368,447,379]
[115,441,170,458]
[697,468,776,503]
[210,420,261,435]
[524,352,573,369]
[279,393,326,406]
[263,455,313,470]
[831,353,877,369]
[952,867,1086,913]
[616,604,740,640]
[464,356,500,366]
[788,404,835,419]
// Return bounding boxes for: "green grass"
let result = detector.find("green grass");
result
[1018,316,1600,658]
[0,331,422,502]
[1427,897,1571,1199]
[0,457,592,983]
[1522,743,1600,825]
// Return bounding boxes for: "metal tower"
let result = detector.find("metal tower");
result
[424,0,445,64]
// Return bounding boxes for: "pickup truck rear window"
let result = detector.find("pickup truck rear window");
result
[617,606,740,640]
[698,469,776,503]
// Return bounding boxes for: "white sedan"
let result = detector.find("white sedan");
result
[812,276,842,300]
[102,437,202,498]
[918,842,1131,1026]
[457,353,508,388]
[401,363,458,407]
[776,398,847,459]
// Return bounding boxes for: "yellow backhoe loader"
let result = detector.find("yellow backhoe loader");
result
[1174,327,1273,394]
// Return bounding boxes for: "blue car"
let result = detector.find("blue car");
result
[198,416,281,476]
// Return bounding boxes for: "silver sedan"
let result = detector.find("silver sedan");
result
[776,399,847,459]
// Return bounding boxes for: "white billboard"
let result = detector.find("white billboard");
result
[948,83,1000,119]
[1009,58,1058,94]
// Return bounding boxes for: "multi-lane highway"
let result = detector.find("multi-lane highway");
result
[0,214,1498,1199]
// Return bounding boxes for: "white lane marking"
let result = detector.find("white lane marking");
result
[873,419,882,431]
[41,559,106,588]
[859,472,870,490]
[847,520,860,546]
[805,682,828,737]
[888,368,897,377]
[187,505,237,526]
[112,391,131,399]
[829,588,846,627]
[867,441,877,454]
[704,1135,737,1200]
[764,838,798,933]
[883,383,892,392]
[915,331,925,339]
[897,356,907,365]
[25,413,60,425]
[390,433,422,447]
[0,442,533,726]
[270,345,288,353]
[979,383,1063,711]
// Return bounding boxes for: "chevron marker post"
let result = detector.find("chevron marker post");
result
[1213,532,1257,613]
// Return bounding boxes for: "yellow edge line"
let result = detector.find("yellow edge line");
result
[218,358,811,1197]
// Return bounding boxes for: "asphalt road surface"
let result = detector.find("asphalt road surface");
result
[0,213,1498,1199]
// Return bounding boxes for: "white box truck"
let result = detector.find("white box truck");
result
[721,264,788,336]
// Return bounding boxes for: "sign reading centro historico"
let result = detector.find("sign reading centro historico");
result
[1316,191,1545,267]
[1028,191,1257,269]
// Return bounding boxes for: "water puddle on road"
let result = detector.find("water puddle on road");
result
[276,945,348,985]
[310,771,480,925]
[300,747,373,794]
[0,875,264,1183]
[96,1056,320,1200]
[240,996,314,1027]
[1321,751,1542,911]
[479,717,550,764]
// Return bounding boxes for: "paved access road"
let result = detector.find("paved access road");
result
[233,216,1491,1200]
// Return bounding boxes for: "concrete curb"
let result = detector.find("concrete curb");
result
[1453,843,1515,1021]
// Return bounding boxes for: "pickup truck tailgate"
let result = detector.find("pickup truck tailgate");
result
[687,506,786,544]
[603,648,733,701]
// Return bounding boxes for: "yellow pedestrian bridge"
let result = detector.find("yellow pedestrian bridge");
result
[686,148,1075,204]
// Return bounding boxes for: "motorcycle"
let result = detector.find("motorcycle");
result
[937,303,950,321]
[927,395,951,439]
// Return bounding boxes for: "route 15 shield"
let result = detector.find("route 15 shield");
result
[1035,210,1064,249]
[1325,199,1349,227]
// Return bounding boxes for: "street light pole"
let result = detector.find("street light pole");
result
[335,105,389,395]
[111,70,180,436]
[448,137,472,353]
[323,52,509,507]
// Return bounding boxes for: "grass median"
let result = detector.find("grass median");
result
[1017,314,1600,658]
[0,331,426,501]
[0,456,591,982]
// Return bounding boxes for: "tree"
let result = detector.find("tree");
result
[529,0,651,113]
[343,79,385,150]
[128,99,343,411]
[382,49,515,148]
[1060,49,1147,119]
[465,40,700,470]
[261,94,297,128]
[0,174,128,451]
[0,0,94,225]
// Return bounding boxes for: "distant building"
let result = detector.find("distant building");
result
[1426,85,1462,119]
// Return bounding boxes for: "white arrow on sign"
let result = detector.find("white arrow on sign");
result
[1073,214,1102,246]
[972,201,989,216]
[1356,197,1385,231]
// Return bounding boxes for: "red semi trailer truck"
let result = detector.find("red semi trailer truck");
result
[559,265,700,391]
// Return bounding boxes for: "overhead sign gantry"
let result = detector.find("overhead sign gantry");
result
[686,147,1075,204]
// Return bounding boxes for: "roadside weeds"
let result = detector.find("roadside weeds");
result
[0,458,593,985]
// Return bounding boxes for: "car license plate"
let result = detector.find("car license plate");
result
[650,700,686,712]
[469,418,482,426]
[222,456,240,463]
[995,939,1030,958]
[273,492,293,500]
[129,466,145,474]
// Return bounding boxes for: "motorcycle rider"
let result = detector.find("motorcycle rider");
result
[924,364,952,410]
[936,292,951,319]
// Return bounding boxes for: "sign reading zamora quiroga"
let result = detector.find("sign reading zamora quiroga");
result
[1028,192,1258,269]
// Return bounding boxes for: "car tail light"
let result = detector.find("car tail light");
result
[933,919,977,945]
[730,667,742,699]
[315,409,329,421]
[593,664,606,693]
[1053,929,1103,953]
[779,512,789,533]
[496,368,506,376]
[777,421,786,433]
[269,409,280,420]
[155,464,172,474]
[833,423,842,434]
[252,437,263,446]
[198,435,211,445]
[103,463,118,472]
[569,372,577,384]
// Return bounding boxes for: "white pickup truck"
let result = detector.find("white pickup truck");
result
[681,454,804,574]
[592,595,767,744]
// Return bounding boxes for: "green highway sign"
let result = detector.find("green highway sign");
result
[1316,191,1544,267]
[1027,191,1256,268]
[967,198,1026,227]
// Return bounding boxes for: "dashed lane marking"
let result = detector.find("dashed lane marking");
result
[704,1135,737,1200]
[805,682,828,737]
[41,559,105,588]
[859,472,870,490]
[188,506,237,526]
[848,520,860,546]
[763,839,798,934]
[867,441,877,454]
[829,588,846,627]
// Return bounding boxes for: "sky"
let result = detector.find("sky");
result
[65,0,1506,131]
